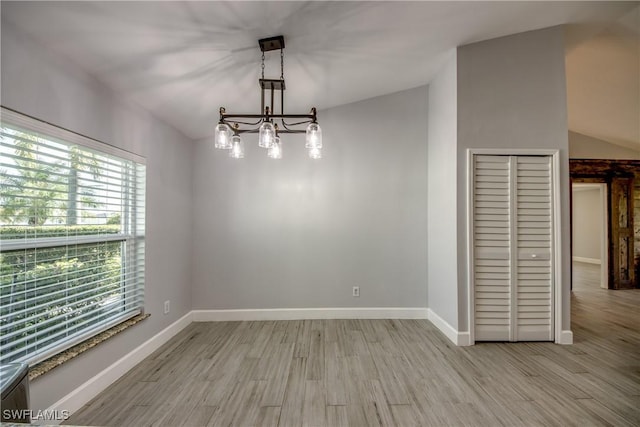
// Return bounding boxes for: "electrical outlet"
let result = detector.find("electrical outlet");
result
[353,286,360,297]
[163,300,170,314]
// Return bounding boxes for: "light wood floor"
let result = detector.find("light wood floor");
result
[67,263,640,426]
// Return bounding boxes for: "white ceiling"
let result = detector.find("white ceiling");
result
[2,1,637,142]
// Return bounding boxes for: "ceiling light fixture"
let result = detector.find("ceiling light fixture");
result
[214,35,322,159]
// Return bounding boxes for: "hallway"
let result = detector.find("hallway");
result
[572,261,640,343]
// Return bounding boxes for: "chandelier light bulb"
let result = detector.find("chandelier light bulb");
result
[267,135,282,159]
[258,121,276,148]
[309,146,322,159]
[305,122,322,149]
[229,134,244,159]
[214,123,232,149]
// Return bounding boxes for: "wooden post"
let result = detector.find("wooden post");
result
[610,177,635,289]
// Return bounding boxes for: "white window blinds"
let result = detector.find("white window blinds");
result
[0,108,146,365]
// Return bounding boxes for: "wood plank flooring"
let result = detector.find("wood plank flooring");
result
[66,263,640,426]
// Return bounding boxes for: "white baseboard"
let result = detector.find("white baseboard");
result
[426,309,471,346]
[557,329,574,345]
[457,331,471,346]
[192,307,428,322]
[572,256,601,265]
[42,311,193,424]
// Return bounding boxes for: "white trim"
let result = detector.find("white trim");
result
[1,106,145,164]
[426,309,457,344]
[426,309,471,346]
[457,332,471,346]
[466,149,565,345]
[42,311,193,424]
[572,256,601,265]
[466,150,475,344]
[558,330,573,345]
[192,307,428,322]
[466,149,560,156]
[551,151,564,344]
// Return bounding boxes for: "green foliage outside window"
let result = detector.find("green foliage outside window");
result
[0,226,125,362]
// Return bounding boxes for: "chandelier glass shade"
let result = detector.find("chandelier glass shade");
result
[308,146,322,160]
[214,123,232,149]
[267,133,283,159]
[258,121,276,148]
[305,122,322,149]
[213,35,322,159]
[229,134,244,159]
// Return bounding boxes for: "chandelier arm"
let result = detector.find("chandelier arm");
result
[280,119,293,131]
[223,118,264,126]
[235,128,305,134]
[222,114,314,119]
[281,119,314,127]
[234,127,261,134]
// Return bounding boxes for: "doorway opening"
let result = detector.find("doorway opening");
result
[571,183,608,289]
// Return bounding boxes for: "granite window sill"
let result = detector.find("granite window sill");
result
[29,313,150,380]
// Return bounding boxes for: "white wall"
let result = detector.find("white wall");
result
[569,131,640,160]
[427,52,459,329]
[456,26,570,332]
[1,20,194,410]
[191,87,428,310]
[572,187,603,262]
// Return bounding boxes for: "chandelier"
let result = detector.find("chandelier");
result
[213,35,322,160]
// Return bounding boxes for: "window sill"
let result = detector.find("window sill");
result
[29,313,150,381]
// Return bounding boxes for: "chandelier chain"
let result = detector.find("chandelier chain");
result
[280,48,284,80]
[261,52,265,80]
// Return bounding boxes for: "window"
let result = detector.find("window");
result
[0,108,145,365]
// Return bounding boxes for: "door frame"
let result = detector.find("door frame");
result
[570,182,608,289]
[466,149,564,345]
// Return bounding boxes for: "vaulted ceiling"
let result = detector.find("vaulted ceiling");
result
[566,4,640,151]
[2,1,638,147]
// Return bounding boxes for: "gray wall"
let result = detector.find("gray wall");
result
[427,52,459,329]
[456,26,570,332]
[1,21,194,410]
[191,87,428,310]
[569,131,640,160]
[572,188,603,262]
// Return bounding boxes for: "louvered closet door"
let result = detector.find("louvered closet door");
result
[473,155,554,342]
[473,155,513,341]
[515,156,553,341]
